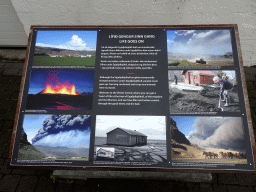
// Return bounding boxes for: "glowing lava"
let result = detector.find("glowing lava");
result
[41,84,80,95]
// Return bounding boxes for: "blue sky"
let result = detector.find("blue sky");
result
[170,116,197,137]
[28,69,94,94]
[23,115,49,143]
[36,30,97,51]
[23,115,91,148]
[167,30,232,55]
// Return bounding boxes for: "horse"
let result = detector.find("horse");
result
[203,151,214,159]
[233,152,241,159]
[212,153,218,159]
[227,152,234,159]
[219,152,228,159]
[239,153,246,159]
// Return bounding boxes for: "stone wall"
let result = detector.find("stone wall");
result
[10,0,256,66]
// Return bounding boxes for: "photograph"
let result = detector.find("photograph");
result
[167,30,234,67]
[170,116,247,164]
[17,115,91,161]
[33,30,97,66]
[94,115,167,163]
[169,70,240,113]
[26,69,94,110]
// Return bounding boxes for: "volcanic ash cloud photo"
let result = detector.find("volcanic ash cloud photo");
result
[30,115,91,148]
[167,30,234,66]
[17,115,91,161]
[187,117,245,152]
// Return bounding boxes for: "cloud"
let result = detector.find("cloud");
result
[32,115,91,148]
[65,35,86,49]
[36,35,95,51]
[95,116,166,140]
[33,130,90,148]
[168,30,232,55]
[187,117,246,152]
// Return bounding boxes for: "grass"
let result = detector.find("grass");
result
[178,60,194,66]
[33,56,96,66]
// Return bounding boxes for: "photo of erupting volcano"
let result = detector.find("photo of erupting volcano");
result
[17,115,91,161]
[26,69,94,110]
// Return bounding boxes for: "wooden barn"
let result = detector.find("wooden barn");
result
[106,127,147,146]
[181,70,215,86]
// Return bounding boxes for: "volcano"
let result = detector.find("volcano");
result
[26,82,93,110]
[26,92,93,110]
[26,69,94,110]
[39,83,81,95]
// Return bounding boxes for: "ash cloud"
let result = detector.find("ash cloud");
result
[187,117,246,152]
[32,115,91,145]
[168,30,232,55]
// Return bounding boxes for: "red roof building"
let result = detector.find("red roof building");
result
[181,70,215,86]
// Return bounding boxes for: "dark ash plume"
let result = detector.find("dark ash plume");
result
[32,115,91,144]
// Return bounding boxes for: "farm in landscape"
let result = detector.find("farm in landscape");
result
[17,115,91,161]
[33,30,97,66]
[167,30,234,67]
[94,116,167,163]
[170,116,247,164]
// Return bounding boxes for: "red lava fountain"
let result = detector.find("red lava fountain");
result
[39,70,81,95]
[41,83,80,95]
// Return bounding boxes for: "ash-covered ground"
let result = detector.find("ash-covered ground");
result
[169,84,240,113]
[94,138,167,164]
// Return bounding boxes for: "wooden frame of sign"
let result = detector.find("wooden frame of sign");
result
[9,25,256,173]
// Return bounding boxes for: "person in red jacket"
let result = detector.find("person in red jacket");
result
[213,76,233,107]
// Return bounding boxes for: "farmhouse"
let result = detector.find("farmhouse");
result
[106,127,147,146]
[181,70,215,86]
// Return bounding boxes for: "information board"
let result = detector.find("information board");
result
[10,25,256,171]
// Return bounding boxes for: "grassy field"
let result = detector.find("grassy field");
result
[33,56,96,66]
[168,60,181,66]
[205,61,234,66]
[168,60,194,66]
[168,60,234,66]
